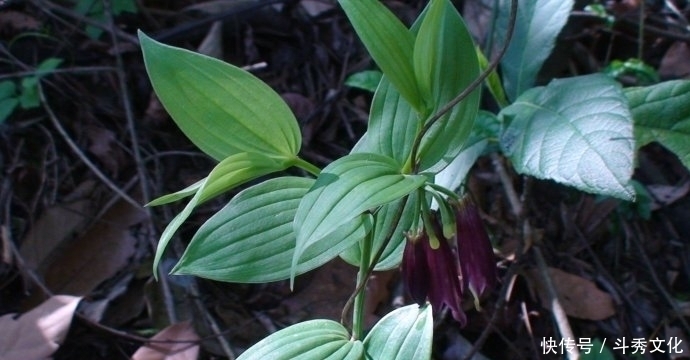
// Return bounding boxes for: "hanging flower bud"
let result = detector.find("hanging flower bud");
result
[454,198,498,309]
[402,224,467,326]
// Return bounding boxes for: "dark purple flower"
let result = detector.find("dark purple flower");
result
[454,198,498,308]
[402,228,467,326]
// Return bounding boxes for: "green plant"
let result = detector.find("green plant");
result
[139,0,690,358]
[0,57,62,124]
[74,0,137,39]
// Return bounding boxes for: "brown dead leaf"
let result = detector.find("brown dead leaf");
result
[0,295,81,360]
[131,321,200,360]
[659,42,690,80]
[42,196,148,295]
[527,267,616,320]
[20,181,95,271]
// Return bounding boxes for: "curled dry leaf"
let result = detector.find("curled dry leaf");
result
[528,267,616,321]
[131,321,200,360]
[0,295,81,360]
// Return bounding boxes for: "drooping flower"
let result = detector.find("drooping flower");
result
[454,198,498,308]
[402,227,467,326]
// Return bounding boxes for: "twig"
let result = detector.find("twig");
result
[102,0,179,324]
[625,221,690,336]
[489,153,579,360]
[38,84,142,209]
[190,281,237,360]
[533,247,579,360]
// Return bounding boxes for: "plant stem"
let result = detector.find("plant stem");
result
[351,230,372,340]
[293,156,321,176]
[341,196,409,330]
[407,0,518,173]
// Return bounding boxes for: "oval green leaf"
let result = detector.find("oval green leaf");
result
[363,304,433,360]
[172,177,370,283]
[292,153,426,279]
[625,80,690,170]
[237,320,363,360]
[499,74,635,200]
[139,31,301,161]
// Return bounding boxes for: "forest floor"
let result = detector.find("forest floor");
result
[1,0,689,359]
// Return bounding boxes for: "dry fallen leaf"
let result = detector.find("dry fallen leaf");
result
[42,196,148,295]
[131,321,200,360]
[528,267,616,321]
[20,181,94,271]
[0,295,81,360]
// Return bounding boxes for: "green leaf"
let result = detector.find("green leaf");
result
[147,178,205,207]
[340,193,419,270]
[139,31,301,161]
[413,0,480,172]
[152,152,293,276]
[354,77,419,166]
[477,46,508,108]
[36,57,63,74]
[433,111,497,192]
[345,70,383,93]
[495,0,574,100]
[198,152,293,203]
[0,81,16,99]
[338,0,422,111]
[500,74,635,200]
[18,84,39,109]
[237,320,363,360]
[603,58,659,86]
[173,177,371,283]
[0,98,19,123]
[625,80,690,170]
[292,153,426,280]
[363,304,433,360]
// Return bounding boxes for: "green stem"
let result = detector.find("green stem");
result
[293,156,321,177]
[352,230,372,340]
[340,196,409,333]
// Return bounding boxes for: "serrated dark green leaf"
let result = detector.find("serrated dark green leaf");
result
[292,153,426,280]
[363,304,433,360]
[500,74,635,200]
[625,80,690,170]
[338,0,422,111]
[495,0,574,100]
[173,177,370,283]
[237,320,363,360]
[139,31,301,161]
